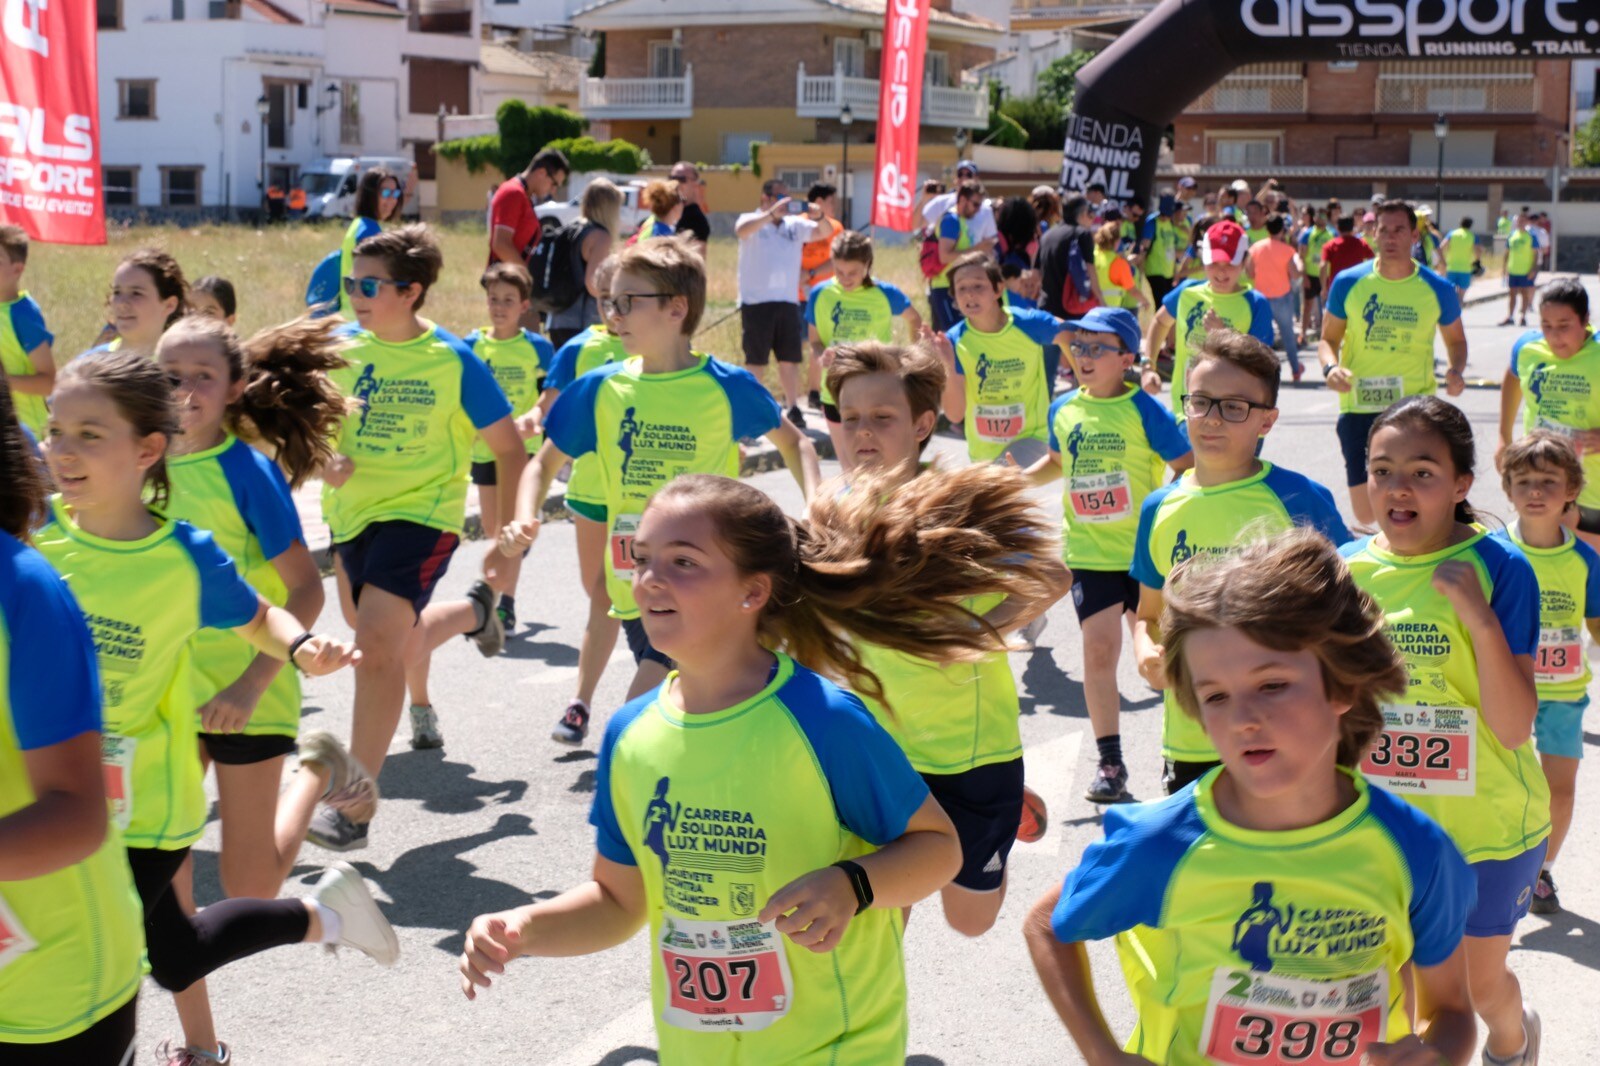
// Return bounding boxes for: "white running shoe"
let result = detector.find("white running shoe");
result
[298,730,379,824]
[311,862,399,968]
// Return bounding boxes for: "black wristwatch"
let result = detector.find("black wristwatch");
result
[287,631,315,674]
[832,859,874,915]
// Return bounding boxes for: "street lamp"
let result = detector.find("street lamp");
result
[1433,113,1449,223]
[839,102,853,227]
[256,94,270,200]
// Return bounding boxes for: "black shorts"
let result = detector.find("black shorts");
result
[1070,568,1140,623]
[1303,275,1323,297]
[4,995,137,1065]
[201,731,298,766]
[622,616,673,668]
[334,519,459,617]
[1163,758,1221,796]
[1335,411,1380,488]
[922,757,1025,892]
[1147,275,1175,305]
[470,459,498,487]
[821,402,841,424]
[740,302,803,365]
[1581,506,1600,536]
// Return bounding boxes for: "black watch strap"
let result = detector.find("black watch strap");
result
[832,859,873,915]
[287,631,315,674]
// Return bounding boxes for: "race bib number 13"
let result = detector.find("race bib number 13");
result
[659,917,793,1032]
[1199,967,1388,1065]
[1535,626,1584,684]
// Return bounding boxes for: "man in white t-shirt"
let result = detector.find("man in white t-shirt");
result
[921,160,998,243]
[735,178,822,427]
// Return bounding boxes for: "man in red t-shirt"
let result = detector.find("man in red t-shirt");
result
[1319,215,1374,288]
[487,147,570,269]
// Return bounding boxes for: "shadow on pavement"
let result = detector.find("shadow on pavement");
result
[377,750,529,814]
[501,620,580,666]
[594,1049,658,1065]
[1517,908,1600,971]
[1017,647,1160,719]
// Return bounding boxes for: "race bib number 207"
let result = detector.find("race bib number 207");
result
[659,917,794,1032]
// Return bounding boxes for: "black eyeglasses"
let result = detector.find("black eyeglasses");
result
[342,276,412,299]
[601,293,673,317]
[1183,393,1274,423]
[1069,341,1125,360]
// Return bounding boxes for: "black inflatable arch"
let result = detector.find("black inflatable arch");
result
[1061,0,1600,204]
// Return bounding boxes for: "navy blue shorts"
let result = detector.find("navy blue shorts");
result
[922,757,1024,891]
[1336,411,1380,488]
[1466,841,1547,937]
[1071,568,1140,623]
[622,616,673,668]
[335,520,459,617]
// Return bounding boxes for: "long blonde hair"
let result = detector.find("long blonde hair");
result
[580,177,624,237]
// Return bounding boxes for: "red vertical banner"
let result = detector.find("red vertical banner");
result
[0,0,104,244]
[871,0,929,232]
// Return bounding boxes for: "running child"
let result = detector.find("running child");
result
[1026,528,1479,1066]
[804,230,922,472]
[189,275,238,326]
[36,350,399,1062]
[929,251,1072,464]
[1494,433,1600,918]
[1298,207,1333,345]
[1442,217,1481,300]
[0,377,144,1066]
[540,256,630,742]
[1141,220,1273,419]
[401,262,554,750]
[94,247,189,358]
[462,465,1061,1062]
[1343,396,1549,1066]
[1132,330,1349,794]
[311,223,526,851]
[499,236,820,745]
[0,224,55,436]
[827,341,1071,935]
[1020,307,1192,803]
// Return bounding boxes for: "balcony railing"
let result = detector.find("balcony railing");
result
[1187,64,1306,114]
[1374,61,1537,113]
[578,66,693,120]
[796,64,989,128]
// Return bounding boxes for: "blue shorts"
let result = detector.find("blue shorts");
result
[1335,411,1380,488]
[1447,271,1472,291]
[921,757,1024,891]
[334,520,459,617]
[621,616,672,669]
[1509,273,1534,289]
[1535,695,1589,760]
[1466,841,1548,937]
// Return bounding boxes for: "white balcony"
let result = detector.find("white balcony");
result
[796,64,989,128]
[579,66,692,120]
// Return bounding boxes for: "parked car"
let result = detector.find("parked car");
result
[300,156,421,220]
[534,179,651,235]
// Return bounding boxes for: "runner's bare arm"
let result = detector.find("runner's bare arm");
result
[1363,944,1475,1065]
[765,420,820,499]
[0,732,107,881]
[480,415,529,537]
[1134,584,1167,689]
[1431,561,1536,749]
[1023,891,1156,1066]
[1320,314,1352,391]
[982,557,1072,635]
[233,600,359,677]
[500,438,571,554]
[1497,371,1522,451]
[1438,318,1468,393]
[8,342,55,396]
[1141,309,1172,394]
[1020,447,1064,487]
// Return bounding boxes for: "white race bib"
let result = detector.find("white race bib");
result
[1535,626,1584,684]
[0,893,37,973]
[609,513,641,577]
[101,733,135,832]
[974,403,1025,443]
[1359,704,1476,796]
[1353,375,1403,413]
[1535,416,1580,441]
[658,917,794,1032]
[1199,966,1388,1065]
[1068,470,1133,524]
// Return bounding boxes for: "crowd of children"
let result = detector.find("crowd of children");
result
[0,188,1590,1066]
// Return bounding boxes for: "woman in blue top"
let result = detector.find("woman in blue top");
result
[305,167,406,318]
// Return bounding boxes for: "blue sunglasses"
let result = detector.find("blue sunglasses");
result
[342,276,412,299]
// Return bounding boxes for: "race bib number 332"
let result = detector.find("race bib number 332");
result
[1359,704,1476,797]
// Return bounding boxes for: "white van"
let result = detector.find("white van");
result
[300,156,420,220]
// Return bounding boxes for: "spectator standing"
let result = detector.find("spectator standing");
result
[545,177,622,349]
[1039,194,1104,320]
[927,181,994,332]
[1246,214,1305,381]
[488,148,570,270]
[735,178,823,427]
[668,161,711,255]
[1320,215,1375,286]
[799,183,845,411]
[921,161,997,243]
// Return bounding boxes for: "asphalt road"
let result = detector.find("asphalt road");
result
[136,284,1600,1065]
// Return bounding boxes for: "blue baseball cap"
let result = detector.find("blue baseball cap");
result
[1064,307,1141,355]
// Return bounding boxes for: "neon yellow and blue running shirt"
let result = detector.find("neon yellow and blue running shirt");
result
[1324,261,1461,415]
[324,322,513,542]
[930,212,972,290]
[1510,328,1600,509]
[1341,530,1550,862]
[544,354,782,620]
[947,307,1065,463]
[547,325,630,510]
[1132,464,1350,762]
[1048,385,1190,571]
[591,655,928,1065]
[1495,524,1600,702]
[1300,226,1333,279]
[1050,769,1472,1065]
[166,434,305,739]
[0,532,144,1045]
[1506,229,1535,276]
[463,327,555,462]
[0,292,51,435]
[804,279,913,406]
[1161,280,1274,417]
[35,497,262,850]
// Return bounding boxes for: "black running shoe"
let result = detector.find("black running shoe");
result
[787,404,807,429]
[1530,869,1560,915]
[1085,761,1133,804]
[552,700,591,745]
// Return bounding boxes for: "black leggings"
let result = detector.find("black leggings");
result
[127,846,311,993]
[3,995,137,1065]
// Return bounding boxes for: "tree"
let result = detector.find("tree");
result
[1036,50,1096,113]
[1576,109,1600,167]
[999,93,1068,151]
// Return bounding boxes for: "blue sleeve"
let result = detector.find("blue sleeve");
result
[1324,267,1360,320]
[1581,541,1600,618]
[1160,281,1185,319]
[946,320,968,375]
[355,217,382,243]
[939,213,961,241]
[1484,541,1540,658]
[803,283,825,327]
[1365,787,1473,967]
[3,539,101,750]
[546,330,589,392]
[442,329,515,429]
[781,671,930,846]
[588,693,655,866]
[1420,268,1462,327]
[1014,308,1067,347]
[1509,328,1540,375]
[1246,292,1275,344]
[1141,217,1156,243]
[1050,794,1204,943]
[9,296,52,353]
[217,440,304,561]
[1133,389,1192,462]
[881,281,912,316]
[544,362,622,458]
[463,329,481,346]
[708,360,783,440]
[305,249,342,311]
[1047,392,1071,453]
[170,522,261,631]
[1265,465,1351,546]
[526,330,556,372]
[1130,483,1177,588]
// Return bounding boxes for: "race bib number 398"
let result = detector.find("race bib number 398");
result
[1199,967,1388,1065]
[1359,704,1476,797]
[659,917,794,1032]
